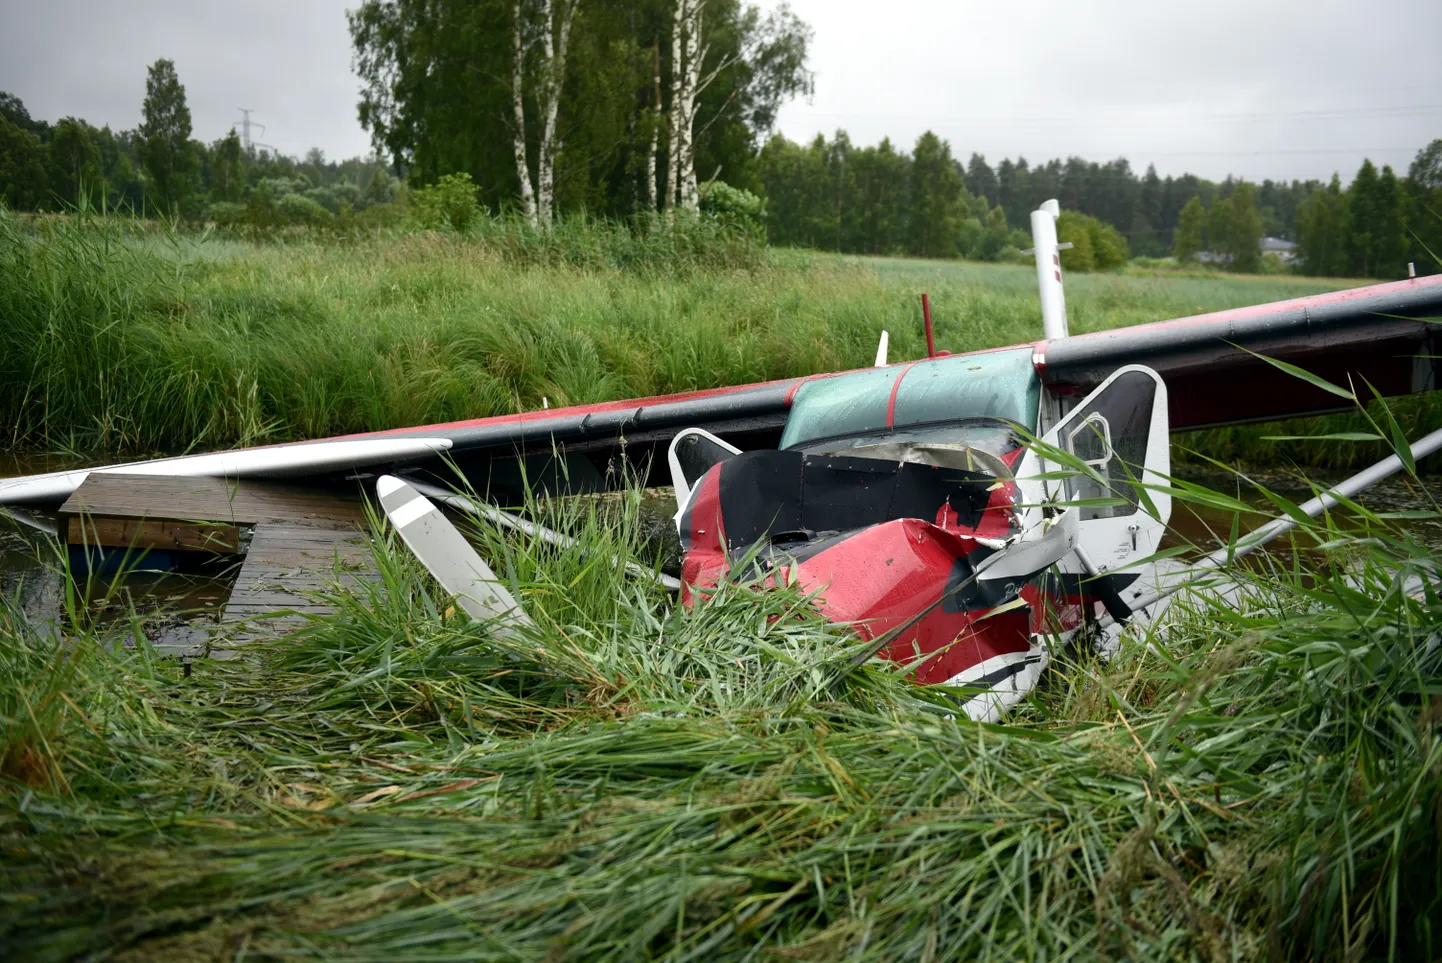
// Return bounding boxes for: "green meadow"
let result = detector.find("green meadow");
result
[3,211,1415,467]
[3,213,1441,960]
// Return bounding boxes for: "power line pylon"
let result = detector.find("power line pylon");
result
[237,108,265,151]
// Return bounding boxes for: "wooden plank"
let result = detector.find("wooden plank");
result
[59,474,368,528]
[50,473,385,650]
[66,516,241,553]
[219,521,379,646]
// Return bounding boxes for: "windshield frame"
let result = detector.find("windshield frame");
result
[786,415,1025,456]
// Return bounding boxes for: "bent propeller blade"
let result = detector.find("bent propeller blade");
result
[376,475,534,637]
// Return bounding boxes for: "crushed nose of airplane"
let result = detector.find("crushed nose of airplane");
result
[976,507,1079,581]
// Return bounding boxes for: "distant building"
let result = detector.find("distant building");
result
[1261,236,1299,264]
[1195,236,1299,267]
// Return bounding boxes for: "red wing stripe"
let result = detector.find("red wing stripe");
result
[886,362,922,428]
[784,376,814,405]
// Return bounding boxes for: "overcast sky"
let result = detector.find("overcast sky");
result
[2,0,1439,183]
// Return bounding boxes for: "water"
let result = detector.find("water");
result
[1162,466,1442,554]
[4,451,1439,649]
[0,452,242,651]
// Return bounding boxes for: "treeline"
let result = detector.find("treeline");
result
[757,131,1125,269]
[966,154,1309,259]
[966,147,1442,277]
[1291,156,1440,278]
[0,64,398,227]
[757,131,1442,276]
[4,0,1440,281]
[755,133,1311,264]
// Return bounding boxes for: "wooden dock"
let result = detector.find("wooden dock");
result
[60,474,378,651]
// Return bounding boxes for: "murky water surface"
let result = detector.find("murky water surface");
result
[0,452,243,648]
[3,451,1439,647]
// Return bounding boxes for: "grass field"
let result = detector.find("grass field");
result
[3,213,1442,958]
[3,478,1440,959]
[5,210,1427,468]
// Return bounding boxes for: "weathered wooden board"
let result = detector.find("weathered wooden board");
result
[57,473,380,651]
[66,516,242,553]
[222,523,377,637]
[59,473,368,528]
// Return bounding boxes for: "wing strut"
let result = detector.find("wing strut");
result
[1105,425,1442,626]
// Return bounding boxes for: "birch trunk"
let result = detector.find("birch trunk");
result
[511,0,537,227]
[535,0,575,228]
[643,42,660,212]
[676,0,704,212]
[664,3,684,216]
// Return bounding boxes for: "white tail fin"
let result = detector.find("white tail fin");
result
[1031,199,1069,341]
[874,330,890,367]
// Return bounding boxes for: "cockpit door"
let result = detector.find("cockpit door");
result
[1039,365,1170,577]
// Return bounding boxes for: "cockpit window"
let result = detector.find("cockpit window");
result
[779,346,1041,451]
[791,417,1021,458]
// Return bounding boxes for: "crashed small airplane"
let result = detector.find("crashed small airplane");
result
[5,201,1441,717]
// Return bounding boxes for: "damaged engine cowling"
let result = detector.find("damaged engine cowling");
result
[675,443,1077,686]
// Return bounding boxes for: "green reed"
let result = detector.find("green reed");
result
[1,209,1391,467]
[2,430,1439,959]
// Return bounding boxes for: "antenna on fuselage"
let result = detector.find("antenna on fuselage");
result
[1031,199,1069,341]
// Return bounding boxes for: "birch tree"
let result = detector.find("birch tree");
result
[663,6,685,216]
[511,0,577,228]
[643,42,661,212]
[664,0,703,214]
[662,0,812,215]
[350,0,811,220]
[510,2,537,226]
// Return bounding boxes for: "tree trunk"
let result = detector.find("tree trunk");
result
[676,0,704,212]
[535,0,575,229]
[511,0,537,227]
[664,4,684,216]
[643,42,660,212]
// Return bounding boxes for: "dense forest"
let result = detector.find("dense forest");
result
[1,0,1439,277]
[0,65,398,229]
[756,133,1442,277]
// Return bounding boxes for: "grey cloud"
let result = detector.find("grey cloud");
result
[1,0,1438,182]
[0,0,371,158]
[768,0,1442,182]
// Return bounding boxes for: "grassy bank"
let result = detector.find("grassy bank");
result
[2,475,1440,960]
[6,210,1430,468]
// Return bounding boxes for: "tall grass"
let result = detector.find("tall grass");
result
[2,458,1439,960]
[0,209,1386,463]
[1178,392,1442,469]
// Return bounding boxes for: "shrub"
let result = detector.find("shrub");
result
[1057,211,1130,272]
[256,176,308,198]
[1259,251,1292,275]
[275,193,333,226]
[306,182,362,215]
[1057,213,1096,271]
[699,181,766,238]
[348,201,405,230]
[206,201,247,228]
[408,172,482,232]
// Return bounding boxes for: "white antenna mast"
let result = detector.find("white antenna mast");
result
[1031,199,1069,341]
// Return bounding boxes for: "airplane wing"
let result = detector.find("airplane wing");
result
[346,379,805,498]
[364,273,1442,490]
[5,274,1440,509]
[1035,274,1442,430]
